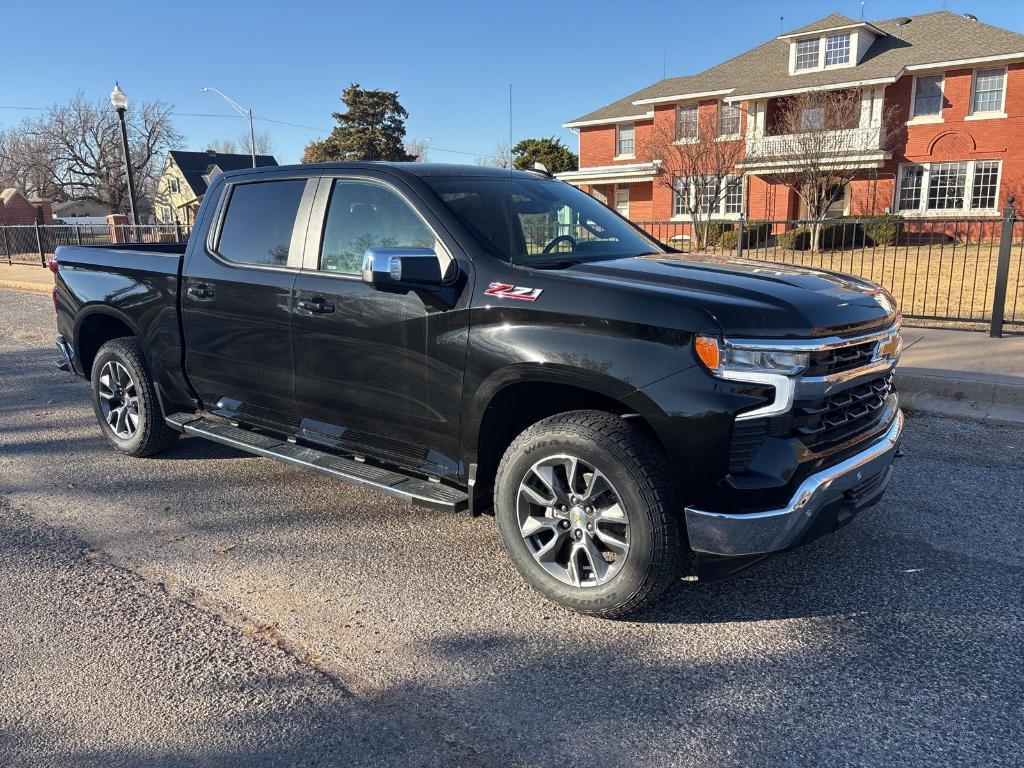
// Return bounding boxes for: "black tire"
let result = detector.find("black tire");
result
[90,337,179,457]
[494,410,683,618]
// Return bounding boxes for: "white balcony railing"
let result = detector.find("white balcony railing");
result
[745,126,884,162]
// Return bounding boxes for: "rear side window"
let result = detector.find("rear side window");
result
[216,180,306,267]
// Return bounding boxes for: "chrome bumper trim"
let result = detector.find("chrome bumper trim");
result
[685,409,904,556]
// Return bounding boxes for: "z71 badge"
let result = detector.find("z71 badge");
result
[483,282,543,302]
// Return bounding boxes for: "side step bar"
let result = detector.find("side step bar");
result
[166,413,467,512]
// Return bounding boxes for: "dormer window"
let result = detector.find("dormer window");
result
[795,39,819,71]
[824,33,851,66]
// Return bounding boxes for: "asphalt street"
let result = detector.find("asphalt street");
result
[1,288,1022,767]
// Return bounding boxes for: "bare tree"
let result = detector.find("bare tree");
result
[641,106,745,248]
[206,131,273,157]
[476,140,512,169]
[404,138,429,162]
[745,89,899,251]
[0,94,183,214]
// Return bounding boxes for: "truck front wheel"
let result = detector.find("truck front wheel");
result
[90,337,179,457]
[494,410,683,618]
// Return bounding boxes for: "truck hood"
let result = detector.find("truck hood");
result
[569,254,898,338]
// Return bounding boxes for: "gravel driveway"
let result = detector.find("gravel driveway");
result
[1,288,1022,767]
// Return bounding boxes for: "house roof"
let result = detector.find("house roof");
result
[168,150,278,198]
[779,12,861,37]
[566,11,1024,125]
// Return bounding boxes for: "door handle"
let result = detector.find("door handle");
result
[187,283,215,299]
[297,298,335,314]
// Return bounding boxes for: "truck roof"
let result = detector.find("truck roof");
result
[216,161,546,183]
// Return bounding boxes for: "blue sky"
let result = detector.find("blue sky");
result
[3,0,1021,164]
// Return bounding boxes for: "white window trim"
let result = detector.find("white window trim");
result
[614,123,636,160]
[907,73,945,125]
[789,31,857,75]
[614,184,630,217]
[823,32,852,67]
[675,104,700,143]
[717,101,742,140]
[967,66,1008,119]
[670,176,744,220]
[893,160,1003,216]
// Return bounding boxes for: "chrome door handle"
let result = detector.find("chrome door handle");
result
[187,284,215,299]
[297,298,335,314]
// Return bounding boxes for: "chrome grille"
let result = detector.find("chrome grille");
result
[803,339,878,377]
[785,374,895,452]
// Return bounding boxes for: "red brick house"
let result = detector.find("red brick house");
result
[0,188,53,225]
[557,11,1024,224]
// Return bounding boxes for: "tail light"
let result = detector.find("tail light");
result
[47,256,59,274]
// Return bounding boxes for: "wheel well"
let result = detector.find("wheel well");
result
[77,314,135,375]
[473,381,663,511]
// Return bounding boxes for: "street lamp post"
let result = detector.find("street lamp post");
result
[109,83,139,227]
[201,87,256,167]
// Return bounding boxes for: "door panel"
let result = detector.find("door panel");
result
[181,177,314,429]
[291,177,468,477]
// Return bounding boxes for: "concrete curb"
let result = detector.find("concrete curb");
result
[0,280,52,295]
[896,371,1024,427]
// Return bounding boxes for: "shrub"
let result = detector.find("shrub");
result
[699,219,733,247]
[861,215,902,246]
[777,226,811,250]
[712,220,772,251]
[718,229,739,249]
[820,221,867,249]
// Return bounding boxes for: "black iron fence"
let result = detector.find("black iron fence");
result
[1,223,191,266]
[3,207,1021,335]
[636,202,1022,336]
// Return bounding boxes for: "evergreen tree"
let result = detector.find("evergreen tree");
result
[302,84,415,162]
[511,137,578,173]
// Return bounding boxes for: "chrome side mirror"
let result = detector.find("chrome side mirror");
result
[361,247,446,290]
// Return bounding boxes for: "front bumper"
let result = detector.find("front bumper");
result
[685,409,904,556]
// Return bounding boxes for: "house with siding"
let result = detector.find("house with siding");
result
[557,11,1024,224]
[155,150,277,224]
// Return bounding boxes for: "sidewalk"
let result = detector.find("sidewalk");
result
[2,262,1021,424]
[897,327,1024,426]
[0,262,53,293]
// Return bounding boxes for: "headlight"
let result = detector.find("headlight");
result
[695,336,808,377]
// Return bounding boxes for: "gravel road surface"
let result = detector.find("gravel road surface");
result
[1,288,1022,767]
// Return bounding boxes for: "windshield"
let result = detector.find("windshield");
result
[422,176,665,265]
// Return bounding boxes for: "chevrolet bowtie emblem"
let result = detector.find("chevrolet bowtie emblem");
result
[876,333,902,361]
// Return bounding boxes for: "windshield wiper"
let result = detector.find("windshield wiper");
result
[526,256,590,269]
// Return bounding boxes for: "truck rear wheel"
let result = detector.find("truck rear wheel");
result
[494,410,683,618]
[90,337,179,457]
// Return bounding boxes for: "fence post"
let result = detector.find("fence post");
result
[736,213,744,260]
[76,225,82,246]
[34,222,45,266]
[989,195,1017,338]
[2,227,10,266]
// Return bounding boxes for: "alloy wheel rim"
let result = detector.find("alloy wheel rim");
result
[516,454,630,588]
[98,361,140,439]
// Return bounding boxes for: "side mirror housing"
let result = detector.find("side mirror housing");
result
[361,247,447,290]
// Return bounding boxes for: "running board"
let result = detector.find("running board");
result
[166,413,467,512]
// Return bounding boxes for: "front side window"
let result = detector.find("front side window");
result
[319,180,436,274]
[913,75,944,117]
[795,38,819,70]
[824,33,851,66]
[616,123,635,156]
[423,176,661,264]
[677,104,698,140]
[718,102,741,137]
[216,180,306,267]
[972,68,1005,113]
[927,162,967,210]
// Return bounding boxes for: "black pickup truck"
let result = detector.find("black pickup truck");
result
[52,162,903,617]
